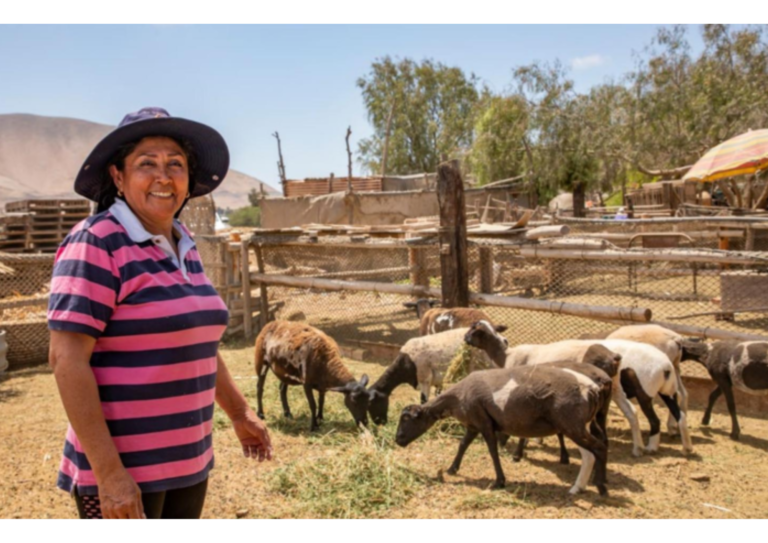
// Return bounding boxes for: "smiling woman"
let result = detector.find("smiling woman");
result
[47,107,273,520]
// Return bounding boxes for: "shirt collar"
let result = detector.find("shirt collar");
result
[109,198,191,246]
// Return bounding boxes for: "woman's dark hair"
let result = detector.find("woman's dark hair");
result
[96,136,198,214]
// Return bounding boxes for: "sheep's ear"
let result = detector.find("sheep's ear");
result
[359,374,369,387]
[494,325,508,333]
[403,302,416,309]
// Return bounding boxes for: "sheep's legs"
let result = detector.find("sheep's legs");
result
[480,430,506,490]
[612,386,643,456]
[667,371,688,435]
[568,431,608,497]
[659,393,693,453]
[512,438,527,462]
[256,370,267,420]
[702,386,722,426]
[304,384,319,431]
[721,383,741,441]
[557,433,570,465]
[419,382,431,404]
[447,428,479,475]
[279,382,293,419]
[635,394,661,453]
[317,390,326,422]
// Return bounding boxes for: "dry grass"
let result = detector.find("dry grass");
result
[2,339,768,519]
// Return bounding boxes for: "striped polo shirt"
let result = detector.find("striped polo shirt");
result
[48,200,229,496]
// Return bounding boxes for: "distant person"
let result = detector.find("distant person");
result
[614,206,628,220]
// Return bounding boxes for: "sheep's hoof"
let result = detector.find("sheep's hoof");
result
[559,455,570,465]
[568,485,583,496]
[310,423,320,432]
[701,418,711,426]
[446,466,459,476]
[597,484,608,497]
[283,412,293,420]
[257,412,265,420]
[667,426,680,437]
[491,480,506,491]
[730,432,740,441]
[512,454,523,463]
[632,447,643,458]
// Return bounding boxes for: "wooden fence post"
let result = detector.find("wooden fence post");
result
[408,247,428,294]
[437,160,469,308]
[241,238,253,340]
[255,243,269,330]
[479,247,494,294]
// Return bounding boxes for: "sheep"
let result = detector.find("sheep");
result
[681,339,768,440]
[395,363,611,496]
[367,327,503,426]
[463,322,693,457]
[254,321,370,431]
[607,324,688,435]
[402,299,508,336]
[510,351,620,465]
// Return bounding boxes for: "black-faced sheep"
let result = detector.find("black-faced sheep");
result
[681,339,768,440]
[367,327,503,425]
[254,321,370,431]
[395,364,611,496]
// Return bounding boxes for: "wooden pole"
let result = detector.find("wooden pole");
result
[272,132,288,196]
[408,247,428,296]
[240,239,253,340]
[519,246,768,266]
[345,126,353,191]
[437,160,469,308]
[479,247,494,294]
[254,243,269,330]
[327,173,335,194]
[248,272,652,323]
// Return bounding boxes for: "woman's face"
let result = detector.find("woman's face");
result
[109,136,190,227]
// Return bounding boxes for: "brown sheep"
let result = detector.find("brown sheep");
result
[403,299,507,336]
[255,321,370,431]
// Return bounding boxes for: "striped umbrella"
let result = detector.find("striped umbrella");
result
[683,129,768,182]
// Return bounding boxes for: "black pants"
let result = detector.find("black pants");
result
[74,478,208,519]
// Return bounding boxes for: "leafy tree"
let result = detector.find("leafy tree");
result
[248,188,261,207]
[228,206,261,227]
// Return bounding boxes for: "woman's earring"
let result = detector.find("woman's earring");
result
[117,189,124,197]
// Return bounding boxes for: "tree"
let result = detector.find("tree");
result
[468,95,529,185]
[228,206,261,227]
[248,188,261,207]
[357,57,481,175]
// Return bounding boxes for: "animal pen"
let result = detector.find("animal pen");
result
[180,214,768,399]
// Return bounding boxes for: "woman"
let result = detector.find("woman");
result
[47,107,272,519]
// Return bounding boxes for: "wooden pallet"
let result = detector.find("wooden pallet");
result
[5,198,90,214]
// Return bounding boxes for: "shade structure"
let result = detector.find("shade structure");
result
[683,129,768,182]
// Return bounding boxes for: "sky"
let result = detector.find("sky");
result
[0,25,708,191]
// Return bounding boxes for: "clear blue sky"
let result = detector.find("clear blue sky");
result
[0,25,707,191]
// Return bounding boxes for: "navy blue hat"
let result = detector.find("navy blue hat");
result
[74,107,230,205]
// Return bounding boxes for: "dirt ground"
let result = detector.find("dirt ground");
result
[2,339,768,519]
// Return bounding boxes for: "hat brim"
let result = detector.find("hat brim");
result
[74,116,230,202]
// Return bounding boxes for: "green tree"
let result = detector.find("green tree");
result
[248,188,261,207]
[357,57,481,175]
[228,206,261,227]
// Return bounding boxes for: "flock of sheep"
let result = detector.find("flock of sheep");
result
[253,300,768,497]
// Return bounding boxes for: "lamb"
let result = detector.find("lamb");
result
[463,322,693,457]
[395,363,611,496]
[254,321,370,431]
[403,299,507,336]
[367,327,503,426]
[607,324,688,434]
[681,339,768,440]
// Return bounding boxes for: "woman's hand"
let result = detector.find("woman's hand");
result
[98,467,145,519]
[232,409,273,462]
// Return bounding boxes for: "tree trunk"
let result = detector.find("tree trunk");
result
[380,97,397,177]
[437,160,469,308]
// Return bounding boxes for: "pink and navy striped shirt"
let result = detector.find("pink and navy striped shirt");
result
[48,200,229,496]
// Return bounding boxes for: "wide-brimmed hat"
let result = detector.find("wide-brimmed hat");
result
[74,107,230,204]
